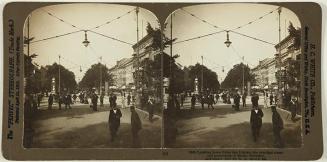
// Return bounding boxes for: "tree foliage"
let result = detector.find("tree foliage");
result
[79,63,113,90]
[288,22,301,50]
[221,63,255,89]
[185,63,220,92]
[145,23,177,51]
[44,63,77,93]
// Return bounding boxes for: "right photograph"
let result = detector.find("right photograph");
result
[163,3,302,148]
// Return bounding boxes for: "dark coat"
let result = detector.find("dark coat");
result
[251,95,259,107]
[92,94,98,104]
[272,111,284,132]
[191,96,196,105]
[250,109,264,129]
[131,111,142,133]
[109,109,122,130]
[48,95,53,104]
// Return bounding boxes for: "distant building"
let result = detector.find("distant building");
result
[274,32,301,91]
[109,58,134,89]
[251,31,301,91]
[109,33,161,92]
[274,34,301,63]
[251,58,276,89]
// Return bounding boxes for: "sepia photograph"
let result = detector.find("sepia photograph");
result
[23,3,163,148]
[162,3,302,148]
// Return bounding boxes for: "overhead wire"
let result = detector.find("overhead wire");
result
[32,8,135,45]
[178,7,278,46]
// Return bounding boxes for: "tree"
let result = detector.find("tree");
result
[288,22,301,50]
[79,63,113,91]
[221,63,255,89]
[145,23,177,51]
[44,63,77,93]
[186,63,220,92]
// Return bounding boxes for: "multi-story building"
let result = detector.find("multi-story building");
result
[109,57,134,89]
[274,32,301,92]
[109,33,161,94]
[251,58,276,89]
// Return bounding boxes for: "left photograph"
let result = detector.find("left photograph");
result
[23,3,162,148]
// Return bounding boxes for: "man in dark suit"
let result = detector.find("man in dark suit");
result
[271,105,284,148]
[250,106,264,142]
[108,106,122,142]
[251,93,259,108]
[130,106,142,147]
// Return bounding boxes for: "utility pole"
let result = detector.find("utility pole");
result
[277,7,282,106]
[242,56,245,94]
[58,55,61,97]
[27,16,30,57]
[170,13,173,94]
[135,7,140,106]
[99,56,102,94]
[201,55,204,93]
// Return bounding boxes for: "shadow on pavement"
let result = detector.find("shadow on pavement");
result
[172,122,301,148]
[32,122,161,148]
[178,107,253,120]
[34,105,111,121]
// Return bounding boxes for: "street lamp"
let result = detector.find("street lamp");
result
[82,30,90,47]
[224,31,232,48]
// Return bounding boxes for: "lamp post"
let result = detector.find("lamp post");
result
[224,31,232,48]
[242,56,245,94]
[82,30,90,47]
[58,55,61,97]
[276,7,282,106]
[201,55,204,93]
[99,56,102,94]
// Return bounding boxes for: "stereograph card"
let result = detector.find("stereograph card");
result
[1,1,324,160]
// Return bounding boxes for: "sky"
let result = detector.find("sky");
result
[25,3,159,82]
[25,3,300,83]
[163,3,300,83]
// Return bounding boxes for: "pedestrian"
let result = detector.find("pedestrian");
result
[251,93,259,108]
[269,93,274,105]
[113,94,117,108]
[147,97,154,122]
[65,94,72,109]
[234,93,241,111]
[215,93,220,103]
[191,94,196,110]
[289,97,297,122]
[91,92,98,111]
[227,94,231,104]
[37,94,42,107]
[73,94,77,104]
[174,95,180,112]
[271,105,284,148]
[48,94,53,110]
[109,93,114,108]
[121,94,126,109]
[58,94,62,110]
[180,93,185,107]
[200,95,205,110]
[250,106,264,142]
[208,94,215,109]
[100,93,104,107]
[242,93,247,107]
[79,93,83,103]
[127,93,131,106]
[130,106,142,147]
[108,106,122,142]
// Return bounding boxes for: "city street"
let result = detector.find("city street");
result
[170,96,302,148]
[31,97,161,148]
